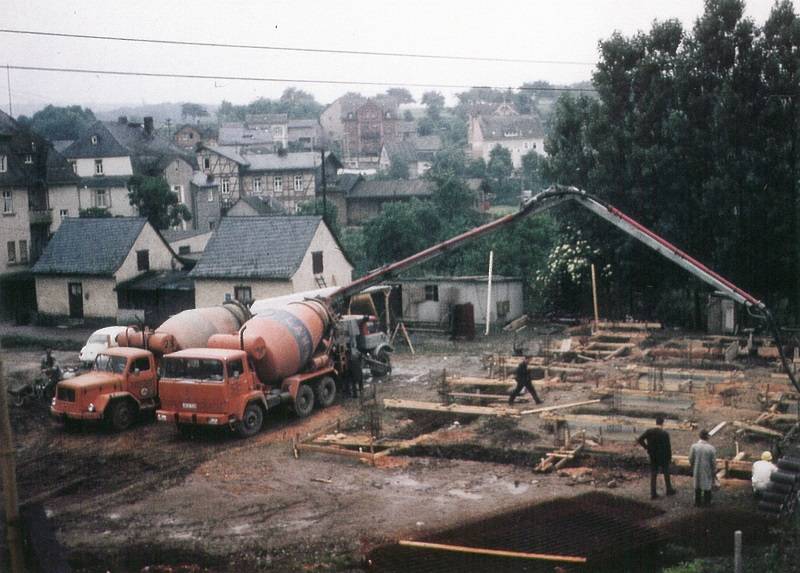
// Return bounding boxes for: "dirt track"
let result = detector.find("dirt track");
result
[1,330,781,572]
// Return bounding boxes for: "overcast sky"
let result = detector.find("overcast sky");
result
[0,0,790,112]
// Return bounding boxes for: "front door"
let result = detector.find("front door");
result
[68,283,83,319]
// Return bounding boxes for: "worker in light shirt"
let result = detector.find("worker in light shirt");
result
[752,451,777,496]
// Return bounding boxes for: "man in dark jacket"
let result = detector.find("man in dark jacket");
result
[508,356,543,405]
[637,415,677,499]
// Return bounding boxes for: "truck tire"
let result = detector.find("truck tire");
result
[107,400,136,432]
[370,349,392,378]
[315,376,337,408]
[293,384,315,418]
[237,403,264,438]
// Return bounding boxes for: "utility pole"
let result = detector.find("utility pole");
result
[320,148,327,225]
[5,65,13,117]
[0,359,25,573]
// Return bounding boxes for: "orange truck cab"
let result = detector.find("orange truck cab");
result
[156,348,286,437]
[51,346,158,431]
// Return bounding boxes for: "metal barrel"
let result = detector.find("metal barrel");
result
[209,299,332,384]
[770,470,800,485]
[758,500,783,514]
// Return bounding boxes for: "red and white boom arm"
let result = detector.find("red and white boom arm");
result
[330,185,797,392]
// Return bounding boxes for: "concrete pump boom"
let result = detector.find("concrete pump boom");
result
[329,185,799,393]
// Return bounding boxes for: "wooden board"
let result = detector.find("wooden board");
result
[542,413,690,431]
[520,399,602,415]
[383,399,516,417]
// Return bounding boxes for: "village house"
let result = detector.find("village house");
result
[161,228,214,260]
[32,217,181,323]
[468,104,546,168]
[217,123,275,153]
[379,134,443,178]
[189,216,353,307]
[63,116,197,219]
[187,172,221,232]
[0,109,79,321]
[345,179,434,225]
[244,114,290,148]
[173,123,218,150]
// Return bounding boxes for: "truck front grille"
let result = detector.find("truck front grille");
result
[57,387,76,402]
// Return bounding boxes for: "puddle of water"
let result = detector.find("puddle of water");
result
[447,488,483,500]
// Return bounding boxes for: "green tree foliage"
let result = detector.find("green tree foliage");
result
[421,91,445,121]
[127,175,192,229]
[218,88,323,121]
[181,103,209,121]
[487,145,516,200]
[78,207,112,218]
[386,88,415,104]
[21,105,96,140]
[544,0,800,322]
[521,151,550,193]
[387,155,410,179]
[296,200,341,238]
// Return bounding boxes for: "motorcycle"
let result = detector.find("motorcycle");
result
[7,366,76,408]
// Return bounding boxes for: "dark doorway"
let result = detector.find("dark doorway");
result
[68,282,83,319]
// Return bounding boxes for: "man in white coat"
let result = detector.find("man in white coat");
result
[689,429,716,507]
[751,451,777,496]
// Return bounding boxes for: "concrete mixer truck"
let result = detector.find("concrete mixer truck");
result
[50,301,251,431]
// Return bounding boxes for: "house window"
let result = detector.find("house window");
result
[94,189,108,208]
[7,241,15,263]
[60,209,69,219]
[69,160,77,174]
[221,178,230,195]
[253,177,262,194]
[424,285,439,302]
[312,251,323,274]
[91,135,98,145]
[209,220,216,230]
[0,155,6,172]
[2,190,12,214]
[234,286,252,304]
[203,156,210,169]
[178,245,191,255]
[137,249,150,271]
[172,185,184,203]
[273,176,283,194]
[24,154,33,164]
[293,175,303,192]
[94,159,104,175]
[18,240,27,263]
[207,189,214,202]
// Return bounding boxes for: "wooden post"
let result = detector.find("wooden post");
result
[0,360,25,573]
[384,288,392,335]
[591,263,600,331]
[734,530,742,573]
[485,250,494,336]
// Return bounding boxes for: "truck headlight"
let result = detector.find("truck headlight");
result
[157,413,167,422]
[87,403,95,413]
[208,417,219,425]
[51,397,56,406]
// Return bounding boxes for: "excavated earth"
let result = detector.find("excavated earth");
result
[0,327,786,572]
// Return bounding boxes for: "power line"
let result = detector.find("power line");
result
[4,64,599,93]
[0,28,597,67]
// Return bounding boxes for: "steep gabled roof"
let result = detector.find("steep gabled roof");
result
[203,145,249,166]
[218,124,274,146]
[189,216,323,280]
[32,218,148,276]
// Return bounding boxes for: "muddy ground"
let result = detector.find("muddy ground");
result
[0,326,788,572]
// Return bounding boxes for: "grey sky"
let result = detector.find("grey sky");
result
[1,0,789,111]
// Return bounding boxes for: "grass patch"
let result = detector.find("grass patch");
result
[0,334,83,352]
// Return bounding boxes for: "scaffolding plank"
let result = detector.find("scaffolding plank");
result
[383,399,516,416]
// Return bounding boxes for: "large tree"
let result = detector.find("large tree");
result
[127,175,192,229]
[20,105,95,141]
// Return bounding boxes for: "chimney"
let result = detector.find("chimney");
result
[118,116,128,124]
[144,116,154,136]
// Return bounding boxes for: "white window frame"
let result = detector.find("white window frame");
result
[0,155,6,173]
[24,154,33,164]
[94,159,104,175]
[95,189,108,208]
[59,209,69,219]
[221,177,230,195]
[253,177,262,195]
[2,190,12,214]
[273,176,283,194]
[293,174,303,192]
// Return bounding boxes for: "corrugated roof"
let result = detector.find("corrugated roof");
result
[348,179,433,199]
[189,216,322,280]
[32,218,147,276]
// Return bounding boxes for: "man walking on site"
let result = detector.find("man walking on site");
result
[509,356,542,405]
[689,429,717,507]
[637,415,676,499]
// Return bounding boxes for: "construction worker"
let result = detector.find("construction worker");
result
[508,356,542,405]
[689,429,717,507]
[637,415,676,499]
[751,451,777,496]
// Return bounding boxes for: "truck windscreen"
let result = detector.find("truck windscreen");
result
[163,358,225,382]
[94,355,127,374]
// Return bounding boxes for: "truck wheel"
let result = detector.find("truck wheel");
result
[237,404,264,438]
[315,376,337,408]
[370,349,392,378]
[107,400,136,432]
[293,384,315,418]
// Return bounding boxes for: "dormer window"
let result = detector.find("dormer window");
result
[24,154,33,164]
[91,135,98,145]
